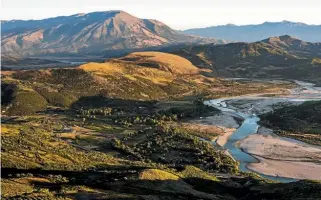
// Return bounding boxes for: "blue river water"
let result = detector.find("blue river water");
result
[204,80,321,182]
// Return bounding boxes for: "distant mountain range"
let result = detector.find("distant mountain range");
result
[172,35,321,84]
[184,21,321,42]
[1,11,224,57]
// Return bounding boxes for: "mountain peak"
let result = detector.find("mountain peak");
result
[1,10,222,57]
[261,35,308,47]
[279,35,298,41]
[263,35,298,42]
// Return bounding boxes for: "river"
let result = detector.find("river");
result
[204,80,321,182]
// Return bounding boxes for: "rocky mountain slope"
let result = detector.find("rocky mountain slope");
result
[172,35,321,84]
[1,11,224,57]
[184,21,321,42]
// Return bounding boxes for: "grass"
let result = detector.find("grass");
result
[1,51,294,117]
[116,51,202,74]
[1,120,119,170]
[5,89,48,115]
[1,51,316,199]
[2,106,321,199]
[179,165,218,181]
[139,169,180,180]
[1,178,35,198]
[178,123,221,141]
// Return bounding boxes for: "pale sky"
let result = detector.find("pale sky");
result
[1,0,321,30]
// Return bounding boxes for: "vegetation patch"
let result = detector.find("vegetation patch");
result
[261,101,321,145]
[6,90,48,115]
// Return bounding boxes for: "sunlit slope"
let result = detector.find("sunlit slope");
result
[80,51,209,75]
[1,52,293,116]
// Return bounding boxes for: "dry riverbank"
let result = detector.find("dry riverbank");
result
[240,129,321,180]
[190,113,239,145]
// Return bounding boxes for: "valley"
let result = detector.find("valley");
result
[2,54,321,198]
[2,77,321,199]
[204,80,321,181]
[2,7,321,200]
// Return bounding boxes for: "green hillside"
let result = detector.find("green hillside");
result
[261,101,321,145]
[172,35,321,85]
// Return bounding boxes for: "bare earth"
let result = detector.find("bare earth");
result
[192,113,239,145]
[216,129,235,147]
[240,132,321,180]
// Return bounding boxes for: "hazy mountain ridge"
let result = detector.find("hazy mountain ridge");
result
[1,11,224,57]
[184,21,321,42]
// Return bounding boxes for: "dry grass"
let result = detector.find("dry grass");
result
[121,51,201,74]
[79,60,175,85]
[1,124,21,136]
[1,177,52,198]
[179,122,226,141]
[139,169,180,181]
[1,179,35,198]
[80,51,209,76]
[179,166,218,181]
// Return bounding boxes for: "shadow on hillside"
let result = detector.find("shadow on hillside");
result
[3,167,321,200]
[1,83,17,106]
[71,95,157,111]
[1,167,247,200]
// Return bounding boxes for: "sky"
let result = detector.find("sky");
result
[1,0,321,30]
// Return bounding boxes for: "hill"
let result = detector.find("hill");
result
[2,50,318,199]
[1,51,293,116]
[103,51,204,74]
[261,101,321,146]
[183,21,321,42]
[1,11,224,57]
[172,35,321,84]
[1,53,319,200]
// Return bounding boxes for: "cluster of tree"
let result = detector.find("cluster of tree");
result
[112,114,178,127]
[111,138,144,160]
[78,107,113,116]
[111,123,237,173]
[159,101,217,119]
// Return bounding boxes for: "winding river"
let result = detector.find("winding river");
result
[204,80,321,182]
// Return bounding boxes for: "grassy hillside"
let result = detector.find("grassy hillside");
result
[110,51,205,74]
[172,36,321,85]
[2,94,321,199]
[1,52,320,199]
[2,104,321,199]
[261,101,321,145]
[1,52,293,116]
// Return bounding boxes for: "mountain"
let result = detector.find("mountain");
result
[171,35,321,84]
[184,21,321,42]
[1,11,224,57]
[1,54,62,66]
